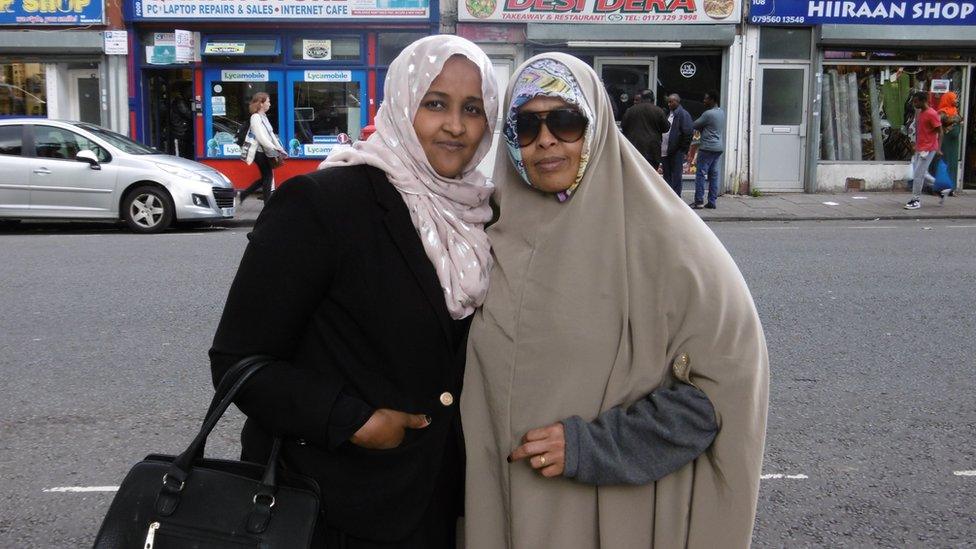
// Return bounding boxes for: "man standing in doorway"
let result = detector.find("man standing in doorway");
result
[905,90,943,210]
[662,93,694,196]
[691,90,726,209]
[621,89,670,170]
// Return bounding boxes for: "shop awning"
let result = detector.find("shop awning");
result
[526,24,736,48]
[203,37,280,56]
[819,25,976,47]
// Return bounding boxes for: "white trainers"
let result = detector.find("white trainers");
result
[904,199,921,210]
[939,189,950,205]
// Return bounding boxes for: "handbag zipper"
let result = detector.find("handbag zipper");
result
[143,521,159,549]
[142,520,259,548]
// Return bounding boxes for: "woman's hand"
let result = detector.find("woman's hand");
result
[350,408,430,450]
[509,423,566,478]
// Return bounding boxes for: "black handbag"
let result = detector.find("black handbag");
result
[93,356,320,548]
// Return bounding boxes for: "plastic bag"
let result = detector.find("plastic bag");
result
[932,159,953,192]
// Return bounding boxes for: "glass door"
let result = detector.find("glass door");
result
[285,70,367,159]
[756,64,808,191]
[594,57,656,124]
[203,69,285,159]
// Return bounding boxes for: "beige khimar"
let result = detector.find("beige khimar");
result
[462,52,769,549]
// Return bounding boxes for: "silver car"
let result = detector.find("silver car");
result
[0,119,235,233]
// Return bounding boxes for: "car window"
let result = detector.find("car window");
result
[34,126,110,163]
[0,125,23,156]
[75,123,156,155]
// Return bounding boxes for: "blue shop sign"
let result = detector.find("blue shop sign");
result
[0,0,105,25]
[750,0,976,25]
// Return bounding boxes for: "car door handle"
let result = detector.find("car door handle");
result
[33,168,52,175]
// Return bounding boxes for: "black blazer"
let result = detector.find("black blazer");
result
[209,165,469,542]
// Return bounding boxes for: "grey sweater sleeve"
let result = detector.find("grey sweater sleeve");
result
[561,383,718,485]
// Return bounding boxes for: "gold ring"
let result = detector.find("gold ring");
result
[539,456,547,465]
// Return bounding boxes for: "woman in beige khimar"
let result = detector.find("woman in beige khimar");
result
[462,53,769,548]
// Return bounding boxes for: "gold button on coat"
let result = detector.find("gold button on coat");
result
[439,392,454,406]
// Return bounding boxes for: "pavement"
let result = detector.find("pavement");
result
[227,189,976,226]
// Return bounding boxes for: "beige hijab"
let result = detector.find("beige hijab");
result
[462,53,769,548]
[320,35,498,319]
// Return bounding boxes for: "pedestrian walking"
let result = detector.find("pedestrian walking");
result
[690,90,726,209]
[937,91,962,195]
[238,92,287,203]
[462,53,769,549]
[210,35,498,548]
[661,93,694,196]
[620,89,670,169]
[905,90,943,210]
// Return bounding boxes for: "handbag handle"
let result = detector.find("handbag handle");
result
[195,355,277,459]
[161,356,276,496]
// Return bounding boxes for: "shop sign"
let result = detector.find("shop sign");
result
[304,71,353,82]
[0,0,104,25]
[211,96,227,116]
[680,61,697,77]
[303,40,332,61]
[749,0,976,25]
[205,42,246,55]
[104,30,128,55]
[133,0,430,21]
[220,70,269,81]
[147,45,177,65]
[175,30,193,63]
[931,79,951,93]
[459,0,740,23]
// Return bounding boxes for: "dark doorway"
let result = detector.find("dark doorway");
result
[145,69,194,159]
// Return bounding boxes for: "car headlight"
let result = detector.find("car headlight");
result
[154,162,209,183]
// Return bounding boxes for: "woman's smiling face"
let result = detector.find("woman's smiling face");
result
[412,55,488,179]
[517,96,585,194]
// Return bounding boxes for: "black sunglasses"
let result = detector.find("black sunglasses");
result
[514,109,587,147]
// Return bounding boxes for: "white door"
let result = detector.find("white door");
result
[28,125,117,217]
[756,65,808,191]
[594,57,657,124]
[477,60,512,178]
[68,69,101,125]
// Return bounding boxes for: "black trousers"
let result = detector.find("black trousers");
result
[241,152,274,201]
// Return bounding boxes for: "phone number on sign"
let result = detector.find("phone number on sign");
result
[750,15,805,23]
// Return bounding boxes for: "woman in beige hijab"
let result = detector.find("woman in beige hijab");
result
[462,53,769,548]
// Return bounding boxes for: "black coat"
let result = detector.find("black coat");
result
[621,102,671,165]
[209,165,468,542]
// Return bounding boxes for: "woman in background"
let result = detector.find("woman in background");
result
[239,92,287,202]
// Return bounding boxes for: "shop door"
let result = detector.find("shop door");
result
[756,65,808,191]
[68,69,101,125]
[145,70,194,158]
[594,57,656,124]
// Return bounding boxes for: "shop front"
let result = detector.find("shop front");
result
[457,0,744,184]
[125,0,436,187]
[749,1,976,193]
[0,1,128,133]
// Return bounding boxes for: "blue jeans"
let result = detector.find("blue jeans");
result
[694,150,723,206]
[662,152,685,196]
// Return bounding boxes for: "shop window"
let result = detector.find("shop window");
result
[291,79,362,157]
[819,64,964,162]
[759,28,811,61]
[0,125,23,155]
[377,33,427,65]
[290,36,362,63]
[202,36,282,65]
[0,63,46,117]
[206,79,281,158]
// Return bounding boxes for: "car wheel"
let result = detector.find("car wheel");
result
[122,186,173,233]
